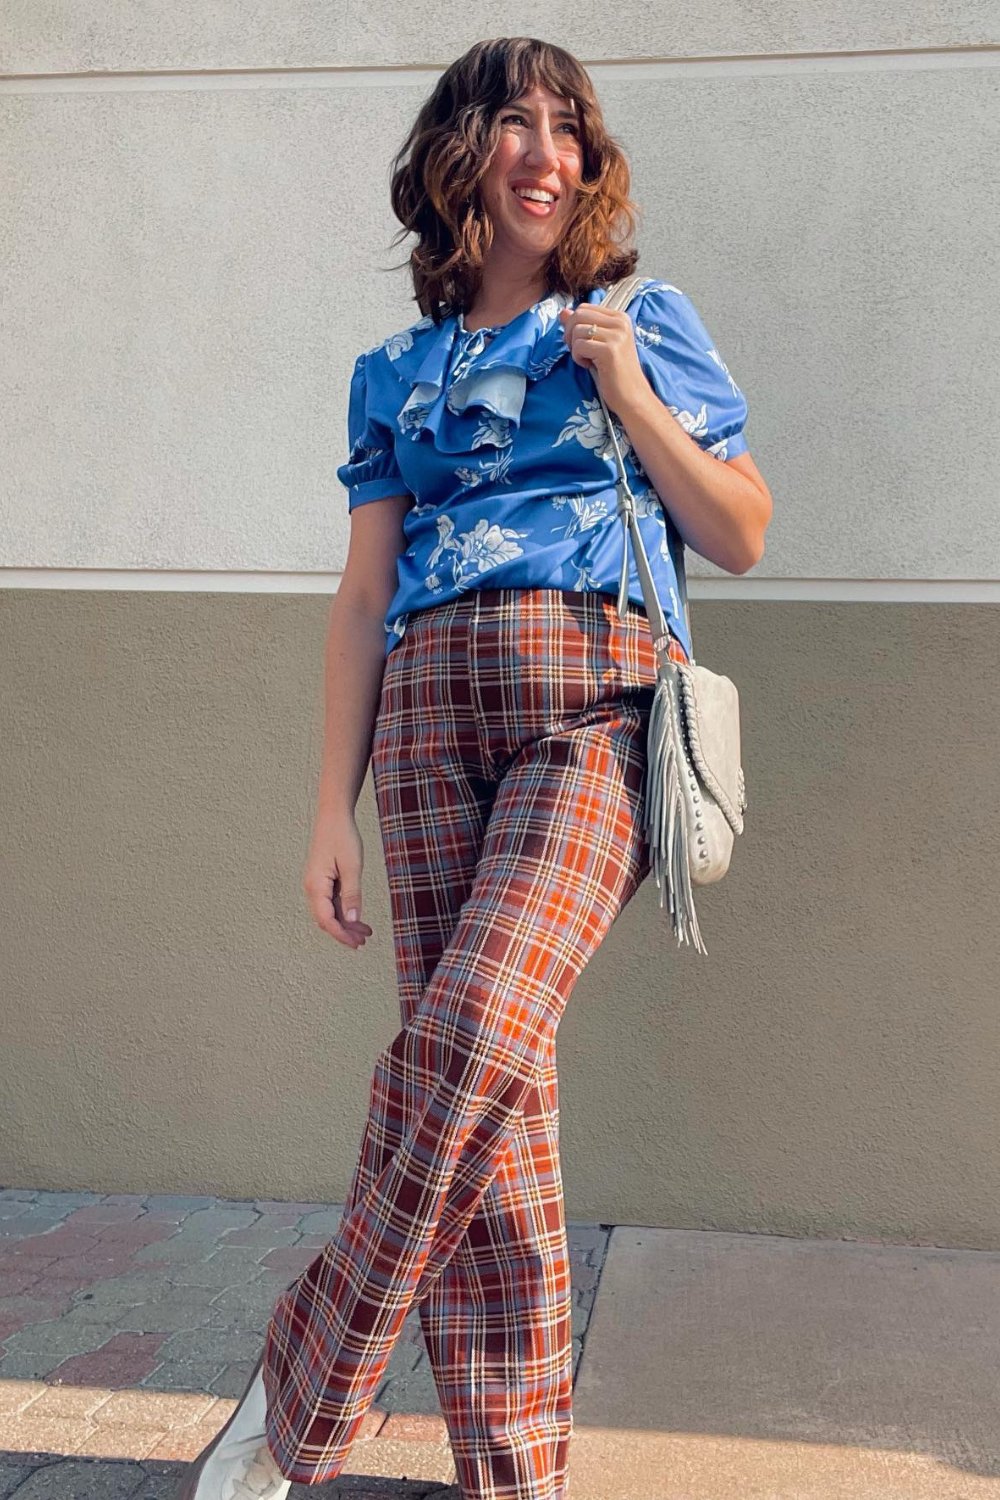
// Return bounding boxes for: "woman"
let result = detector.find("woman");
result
[178,34,771,1500]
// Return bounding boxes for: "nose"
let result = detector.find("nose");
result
[522,120,561,174]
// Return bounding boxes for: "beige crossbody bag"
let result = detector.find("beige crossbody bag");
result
[596,274,747,956]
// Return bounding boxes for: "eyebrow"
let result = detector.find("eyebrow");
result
[506,100,579,120]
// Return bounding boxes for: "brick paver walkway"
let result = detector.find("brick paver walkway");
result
[0,1188,612,1496]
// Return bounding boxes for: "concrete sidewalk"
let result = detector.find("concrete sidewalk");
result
[2,1190,1000,1497]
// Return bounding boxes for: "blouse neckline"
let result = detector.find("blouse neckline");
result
[456,291,553,338]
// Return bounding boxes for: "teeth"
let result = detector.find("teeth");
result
[513,187,555,203]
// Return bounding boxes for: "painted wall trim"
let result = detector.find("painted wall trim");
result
[3,569,1000,602]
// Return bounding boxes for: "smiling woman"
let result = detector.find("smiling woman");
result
[174,34,771,1500]
[384,38,644,329]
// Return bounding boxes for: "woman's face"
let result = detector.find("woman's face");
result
[479,82,583,265]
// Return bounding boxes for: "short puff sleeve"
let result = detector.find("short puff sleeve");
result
[633,282,749,461]
[336,350,412,510]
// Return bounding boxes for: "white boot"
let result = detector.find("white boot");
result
[176,1355,291,1500]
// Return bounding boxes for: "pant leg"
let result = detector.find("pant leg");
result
[418,1047,572,1500]
[366,620,575,1499]
[261,588,658,1495]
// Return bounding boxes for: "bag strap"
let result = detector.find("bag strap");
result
[597,275,694,666]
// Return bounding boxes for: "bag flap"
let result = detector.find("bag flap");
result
[677,662,745,833]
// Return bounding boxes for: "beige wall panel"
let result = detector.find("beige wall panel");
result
[1,3,995,75]
[2,592,998,1245]
[3,65,997,579]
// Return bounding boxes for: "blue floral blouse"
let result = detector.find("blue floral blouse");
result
[335,277,749,659]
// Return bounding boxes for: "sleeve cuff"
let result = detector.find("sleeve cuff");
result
[347,476,413,510]
[711,429,750,461]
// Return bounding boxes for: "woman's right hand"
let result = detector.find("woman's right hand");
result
[303,809,374,950]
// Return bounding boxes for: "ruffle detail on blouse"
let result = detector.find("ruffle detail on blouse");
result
[385,290,576,455]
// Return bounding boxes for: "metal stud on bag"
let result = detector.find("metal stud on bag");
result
[596,274,748,955]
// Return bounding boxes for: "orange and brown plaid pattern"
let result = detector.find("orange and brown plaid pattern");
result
[261,587,687,1498]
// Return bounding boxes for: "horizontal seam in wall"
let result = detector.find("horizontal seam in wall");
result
[2,47,999,92]
[3,570,1000,602]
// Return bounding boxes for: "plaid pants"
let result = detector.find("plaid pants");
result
[262,586,687,1498]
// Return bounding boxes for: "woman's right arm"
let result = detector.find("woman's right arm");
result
[303,494,412,950]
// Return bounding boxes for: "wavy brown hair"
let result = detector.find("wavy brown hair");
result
[386,37,641,323]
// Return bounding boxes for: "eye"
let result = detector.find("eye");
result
[500,112,579,135]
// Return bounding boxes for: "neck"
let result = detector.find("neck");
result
[464,257,549,329]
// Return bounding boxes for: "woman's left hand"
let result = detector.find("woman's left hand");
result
[558,303,650,418]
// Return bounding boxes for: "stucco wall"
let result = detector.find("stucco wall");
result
[2,9,998,1239]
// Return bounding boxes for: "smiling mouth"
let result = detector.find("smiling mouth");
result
[511,188,559,214]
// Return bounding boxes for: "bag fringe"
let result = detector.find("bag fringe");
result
[644,670,708,956]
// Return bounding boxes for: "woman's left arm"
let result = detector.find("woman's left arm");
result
[614,380,772,574]
[560,302,773,575]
